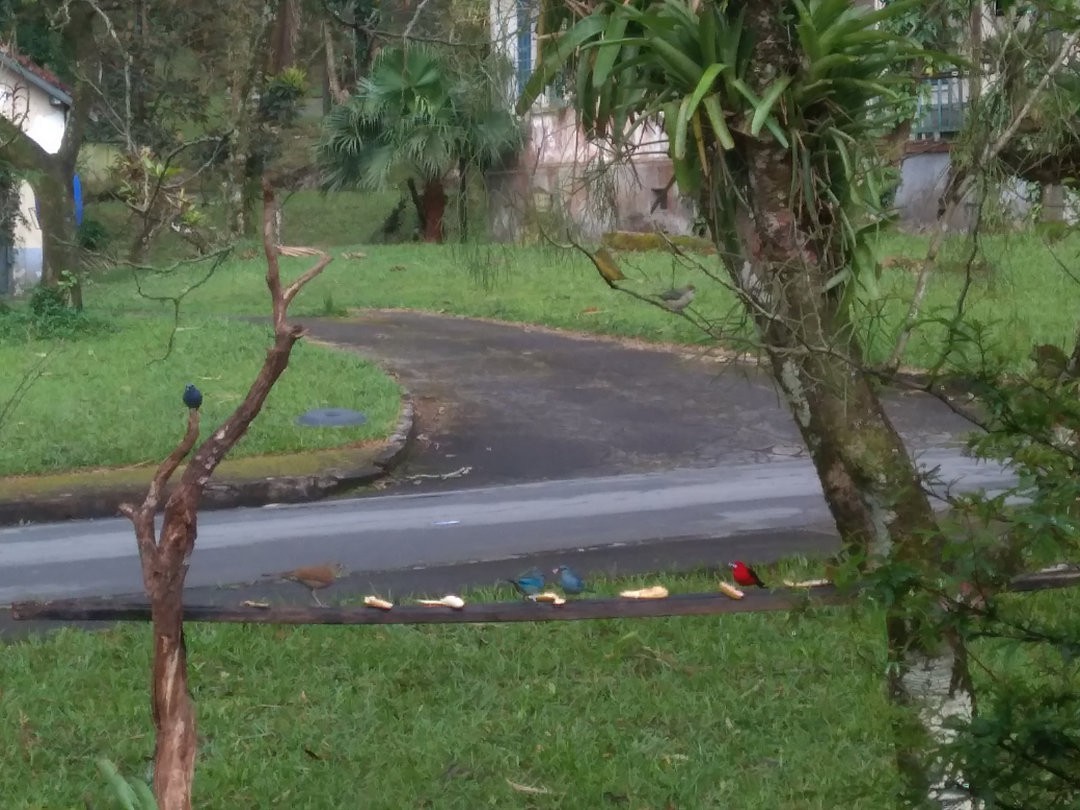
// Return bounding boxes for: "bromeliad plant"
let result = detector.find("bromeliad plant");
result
[524,0,941,312]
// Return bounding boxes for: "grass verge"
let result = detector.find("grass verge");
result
[85,223,1080,371]
[0,316,401,477]
[1,570,905,810]
[0,444,391,501]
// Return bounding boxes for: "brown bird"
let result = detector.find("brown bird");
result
[279,563,346,606]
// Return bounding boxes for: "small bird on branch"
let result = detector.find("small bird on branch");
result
[590,247,626,287]
[729,560,767,589]
[182,383,203,410]
[277,563,347,606]
[657,284,696,313]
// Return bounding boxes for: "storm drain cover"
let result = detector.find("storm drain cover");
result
[296,408,368,427]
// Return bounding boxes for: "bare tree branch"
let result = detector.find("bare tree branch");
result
[116,175,334,809]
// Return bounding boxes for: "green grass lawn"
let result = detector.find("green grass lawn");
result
[0,316,401,477]
[84,222,1080,371]
[1,571,906,810]
[4,570,1074,809]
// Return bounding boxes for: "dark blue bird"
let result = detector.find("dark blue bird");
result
[505,568,546,598]
[182,383,203,410]
[553,565,588,595]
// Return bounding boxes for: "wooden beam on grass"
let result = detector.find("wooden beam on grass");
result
[13,588,845,625]
[12,568,1080,626]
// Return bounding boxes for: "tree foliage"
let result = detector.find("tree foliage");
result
[522,0,953,311]
[319,46,521,189]
[318,44,522,240]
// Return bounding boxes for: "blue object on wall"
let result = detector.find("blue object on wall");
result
[32,174,84,225]
[516,0,532,95]
[72,173,83,226]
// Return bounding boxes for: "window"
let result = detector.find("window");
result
[651,187,669,212]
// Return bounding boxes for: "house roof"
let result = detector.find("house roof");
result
[0,48,73,107]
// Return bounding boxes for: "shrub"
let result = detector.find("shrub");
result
[78,217,110,251]
[0,286,113,342]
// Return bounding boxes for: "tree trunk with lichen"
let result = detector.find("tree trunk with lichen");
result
[120,180,332,809]
[32,164,82,306]
[698,5,977,807]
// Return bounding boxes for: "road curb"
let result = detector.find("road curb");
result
[0,392,418,527]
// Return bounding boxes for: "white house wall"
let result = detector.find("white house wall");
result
[10,180,42,292]
[0,62,67,292]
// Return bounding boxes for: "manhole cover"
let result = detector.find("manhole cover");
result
[296,408,368,427]
[769,444,804,457]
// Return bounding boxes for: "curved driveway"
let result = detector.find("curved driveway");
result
[302,311,973,489]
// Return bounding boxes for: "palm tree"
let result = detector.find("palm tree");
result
[318,46,523,242]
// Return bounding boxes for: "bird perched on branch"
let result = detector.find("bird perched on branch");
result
[279,563,346,606]
[553,565,589,595]
[657,284,696,313]
[182,383,203,410]
[590,247,626,288]
[506,568,546,599]
[729,560,766,589]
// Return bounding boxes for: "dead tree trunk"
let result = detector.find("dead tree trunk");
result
[118,179,331,810]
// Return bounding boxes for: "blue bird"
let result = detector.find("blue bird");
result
[553,565,588,595]
[505,568,546,598]
[182,383,203,410]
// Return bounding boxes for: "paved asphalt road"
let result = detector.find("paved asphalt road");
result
[2,313,1005,640]
[0,449,1015,607]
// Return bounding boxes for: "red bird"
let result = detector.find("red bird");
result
[729,560,766,588]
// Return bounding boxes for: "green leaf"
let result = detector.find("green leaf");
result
[792,0,821,62]
[810,0,858,33]
[592,11,631,88]
[750,74,792,136]
[97,759,139,810]
[519,14,607,113]
[672,148,701,195]
[647,33,706,87]
[131,780,158,810]
[804,53,855,80]
[727,77,762,108]
[698,4,718,65]
[855,244,880,299]
[702,95,735,150]
[687,63,727,117]
[823,266,851,292]
[673,96,692,160]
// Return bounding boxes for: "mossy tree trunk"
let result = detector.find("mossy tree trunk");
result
[692,5,977,806]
